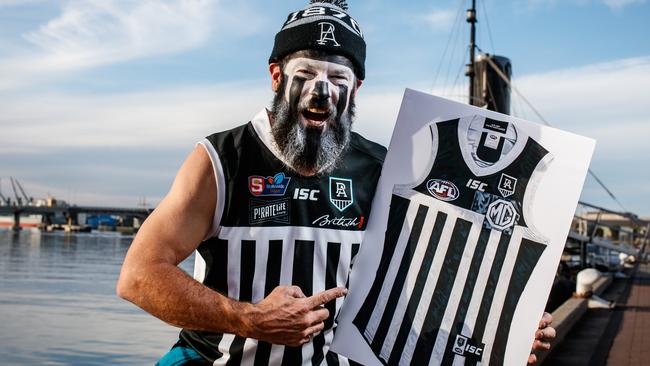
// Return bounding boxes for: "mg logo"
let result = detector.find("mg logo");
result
[486,199,518,231]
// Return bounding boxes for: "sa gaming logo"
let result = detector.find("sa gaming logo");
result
[329,177,354,211]
[249,173,291,197]
[426,179,459,202]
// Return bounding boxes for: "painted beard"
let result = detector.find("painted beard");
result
[271,76,355,176]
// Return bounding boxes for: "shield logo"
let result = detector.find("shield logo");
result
[498,173,517,198]
[453,334,468,355]
[329,177,353,211]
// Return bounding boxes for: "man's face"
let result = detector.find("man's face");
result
[281,57,356,131]
[271,55,358,176]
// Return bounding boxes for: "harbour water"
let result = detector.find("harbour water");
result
[0,229,194,365]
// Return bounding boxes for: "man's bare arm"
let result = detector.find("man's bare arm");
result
[116,146,345,346]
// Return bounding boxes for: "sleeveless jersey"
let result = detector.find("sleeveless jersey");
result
[180,109,386,366]
[353,117,552,366]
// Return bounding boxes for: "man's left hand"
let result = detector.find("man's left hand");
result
[528,312,556,364]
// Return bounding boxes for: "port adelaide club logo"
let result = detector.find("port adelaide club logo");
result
[426,179,460,202]
[249,173,291,197]
[498,173,517,198]
[329,177,354,212]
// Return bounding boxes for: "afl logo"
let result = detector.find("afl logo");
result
[426,179,459,202]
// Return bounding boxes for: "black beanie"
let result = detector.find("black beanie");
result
[269,0,366,80]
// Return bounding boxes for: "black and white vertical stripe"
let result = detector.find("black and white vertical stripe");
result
[353,190,545,366]
[192,226,363,366]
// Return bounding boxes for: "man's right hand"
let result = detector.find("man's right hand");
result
[243,286,348,347]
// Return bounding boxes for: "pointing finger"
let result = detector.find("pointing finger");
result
[306,287,348,308]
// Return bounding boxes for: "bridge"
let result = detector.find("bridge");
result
[0,204,152,231]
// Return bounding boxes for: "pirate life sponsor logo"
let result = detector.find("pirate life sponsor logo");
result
[471,191,521,234]
[249,173,291,197]
[451,333,485,362]
[249,198,290,225]
[329,177,354,212]
[426,179,460,202]
[312,214,365,229]
[498,173,517,198]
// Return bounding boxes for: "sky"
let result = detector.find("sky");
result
[0,0,649,216]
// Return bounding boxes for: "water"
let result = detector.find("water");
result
[0,229,194,365]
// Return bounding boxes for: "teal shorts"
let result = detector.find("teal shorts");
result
[156,340,210,366]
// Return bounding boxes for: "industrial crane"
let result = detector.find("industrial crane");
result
[9,177,32,206]
[0,178,11,205]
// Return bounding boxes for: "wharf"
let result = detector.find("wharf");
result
[540,260,650,365]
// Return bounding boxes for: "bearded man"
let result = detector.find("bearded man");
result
[117,1,555,365]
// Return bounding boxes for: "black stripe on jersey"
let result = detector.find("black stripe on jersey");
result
[282,240,316,366]
[489,239,546,365]
[200,238,230,294]
[179,239,230,362]
[345,243,361,290]
[353,194,410,331]
[325,351,340,366]
[312,242,342,366]
[351,243,360,265]
[325,242,341,330]
[466,232,511,366]
[370,204,429,354]
[386,211,448,366]
[440,228,492,364]
[266,240,284,295]
[227,240,256,365]
[410,218,473,365]
[254,240,284,366]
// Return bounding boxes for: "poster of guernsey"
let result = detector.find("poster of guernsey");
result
[331,89,596,366]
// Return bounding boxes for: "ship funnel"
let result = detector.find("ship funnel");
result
[472,54,512,115]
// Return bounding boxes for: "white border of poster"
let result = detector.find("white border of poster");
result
[331,89,595,365]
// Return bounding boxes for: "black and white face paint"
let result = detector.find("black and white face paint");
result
[271,57,357,175]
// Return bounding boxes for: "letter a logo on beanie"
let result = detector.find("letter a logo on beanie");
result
[269,0,367,79]
[317,22,340,46]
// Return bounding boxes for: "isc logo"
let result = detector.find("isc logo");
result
[426,179,459,202]
[451,334,484,360]
[466,179,487,192]
[293,188,319,201]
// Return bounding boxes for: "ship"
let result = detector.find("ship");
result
[0,177,68,229]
